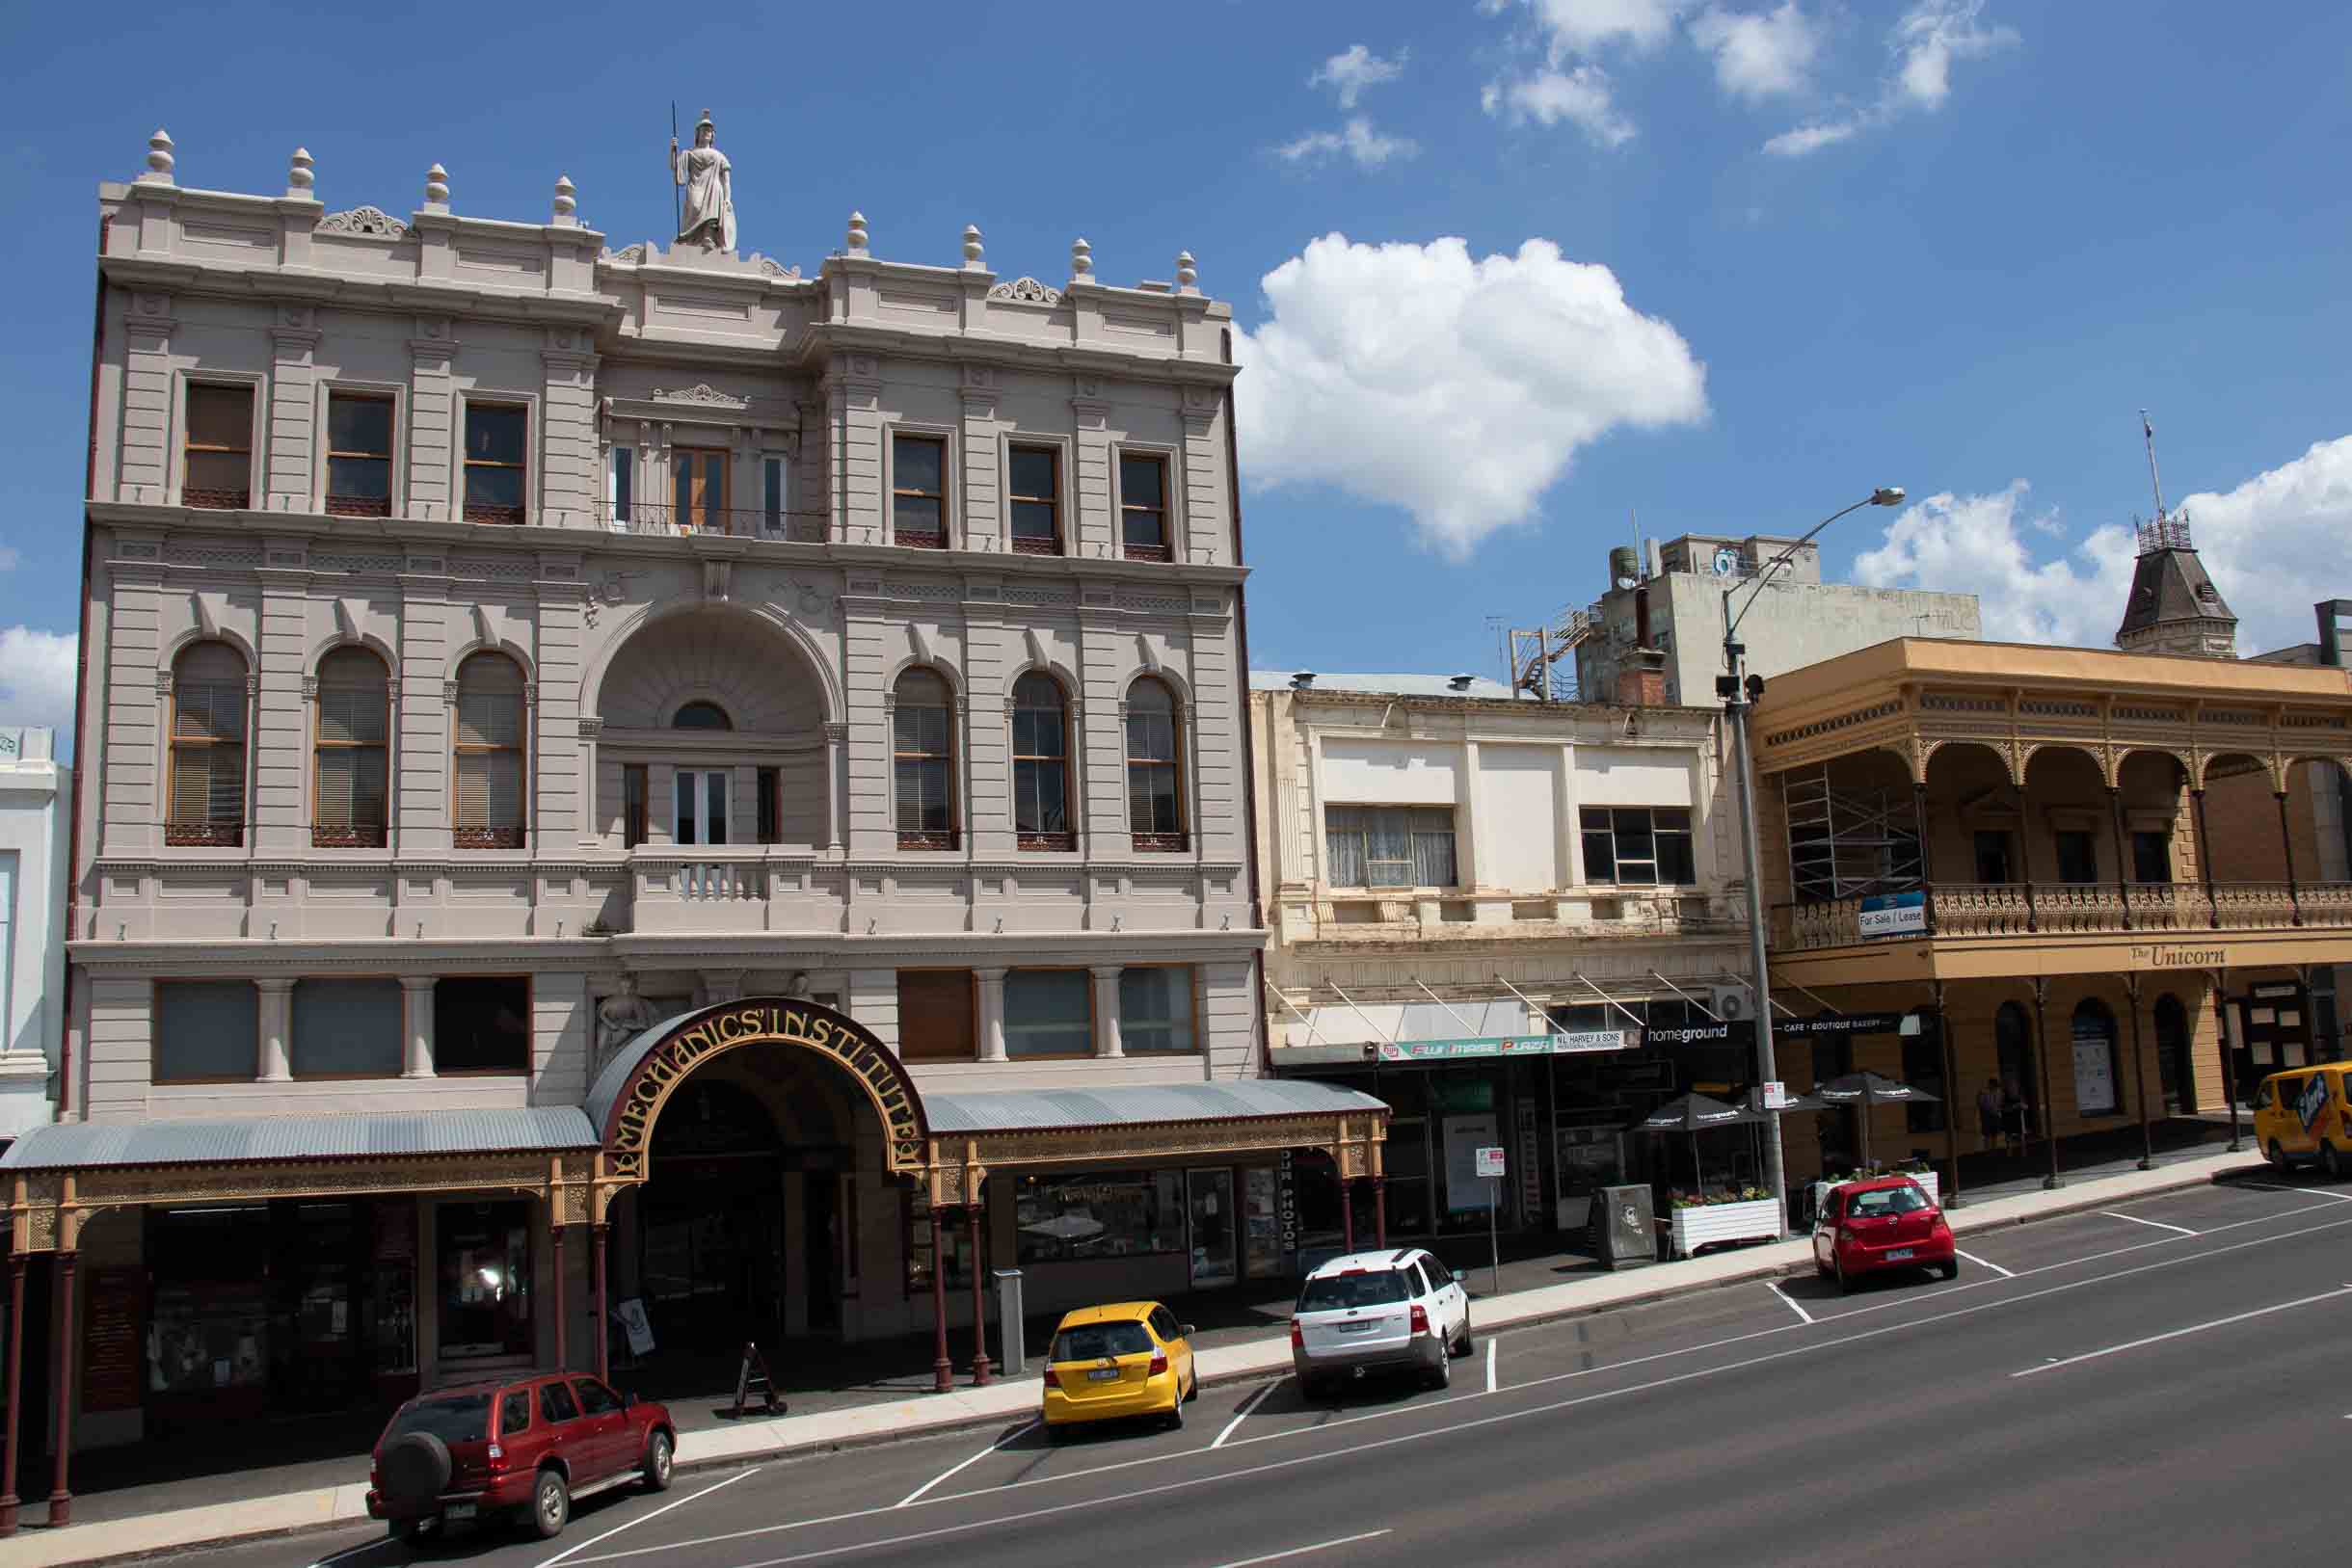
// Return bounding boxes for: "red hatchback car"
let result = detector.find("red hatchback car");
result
[1813,1175,1958,1292]
[368,1371,676,1543]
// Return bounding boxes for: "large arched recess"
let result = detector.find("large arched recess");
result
[586,997,930,1181]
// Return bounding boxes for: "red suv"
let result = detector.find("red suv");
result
[367,1372,677,1542]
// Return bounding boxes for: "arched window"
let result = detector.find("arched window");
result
[313,648,390,847]
[1012,672,1072,851]
[454,651,527,849]
[167,641,249,847]
[672,701,733,731]
[2070,997,2123,1117]
[894,668,956,850]
[1125,677,1185,851]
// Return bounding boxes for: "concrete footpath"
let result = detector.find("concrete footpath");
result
[10,1148,2261,1567]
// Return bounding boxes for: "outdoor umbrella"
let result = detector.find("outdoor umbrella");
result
[1813,1071,1940,1166]
[1629,1093,1763,1191]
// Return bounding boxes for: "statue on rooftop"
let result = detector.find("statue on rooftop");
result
[670,109,736,252]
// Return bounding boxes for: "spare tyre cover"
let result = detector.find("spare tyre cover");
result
[380,1431,453,1502]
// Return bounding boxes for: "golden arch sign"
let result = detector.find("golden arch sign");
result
[593,998,930,1181]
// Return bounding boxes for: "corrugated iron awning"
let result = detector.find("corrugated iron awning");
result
[923,1079,1385,1135]
[0,1107,599,1172]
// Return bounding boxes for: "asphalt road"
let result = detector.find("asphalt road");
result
[186,1173,2352,1568]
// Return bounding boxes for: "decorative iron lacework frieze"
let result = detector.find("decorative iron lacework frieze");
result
[2282,712,2349,729]
[312,553,404,574]
[1918,693,2004,713]
[2200,708,2267,726]
[2018,699,2097,718]
[1764,699,1903,749]
[2113,705,2186,724]
[165,543,262,567]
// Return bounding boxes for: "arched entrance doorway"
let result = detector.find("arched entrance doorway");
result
[2153,993,2193,1115]
[587,997,932,1355]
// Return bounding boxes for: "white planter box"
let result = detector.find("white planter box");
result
[1668,1197,1782,1258]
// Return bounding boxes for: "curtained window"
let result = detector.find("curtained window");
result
[313,648,390,847]
[1125,678,1185,850]
[1004,970,1092,1058]
[454,652,526,849]
[1012,672,1073,849]
[894,669,956,848]
[168,641,249,846]
[1324,806,1457,889]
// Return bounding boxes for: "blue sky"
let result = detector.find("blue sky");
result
[5,0,2350,741]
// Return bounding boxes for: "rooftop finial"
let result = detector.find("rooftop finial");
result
[845,210,869,256]
[2141,409,2169,522]
[287,146,314,198]
[1175,250,1198,292]
[552,173,577,223]
[424,162,450,209]
[1070,236,1093,280]
[140,128,174,185]
[961,224,984,269]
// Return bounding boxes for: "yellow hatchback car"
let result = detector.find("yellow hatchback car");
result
[2253,1063,2352,1177]
[1040,1301,1197,1437]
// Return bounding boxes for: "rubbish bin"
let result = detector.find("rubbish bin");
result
[1593,1184,1657,1271]
[993,1269,1026,1376]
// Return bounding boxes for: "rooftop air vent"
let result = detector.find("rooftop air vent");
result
[1448,674,1475,691]
[1292,671,1317,688]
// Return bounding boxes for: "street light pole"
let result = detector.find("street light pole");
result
[1718,488,1906,1237]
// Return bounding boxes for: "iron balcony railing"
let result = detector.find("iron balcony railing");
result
[1771,879,2352,950]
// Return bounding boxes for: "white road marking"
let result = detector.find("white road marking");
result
[533,1465,762,1568]
[1766,1281,1814,1324]
[2013,1285,2352,1378]
[1953,1248,2014,1278]
[1214,1528,1394,1567]
[1212,1382,1276,1449]
[1485,1337,1498,1393]
[895,1420,1041,1507]
[567,1209,2352,1568]
[2102,1209,2198,1236]
[308,1538,393,1568]
[2236,1180,2352,1204]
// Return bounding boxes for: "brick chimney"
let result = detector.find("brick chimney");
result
[1616,648,1668,707]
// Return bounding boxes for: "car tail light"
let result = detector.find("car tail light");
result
[487,1444,506,1473]
[1149,1350,1169,1375]
[1289,1319,1303,1348]
[1411,1304,1430,1336]
[1043,1367,1059,1388]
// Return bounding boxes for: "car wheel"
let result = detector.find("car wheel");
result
[1834,1255,1853,1296]
[2268,1139,2287,1170]
[642,1429,674,1492]
[2324,1141,2344,1181]
[1046,1421,1070,1444]
[1186,1369,1199,1403]
[1454,1311,1473,1358]
[1427,1340,1452,1391]
[1164,1385,1186,1430]
[1938,1259,1959,1282]
[388,1517,429,1545]
[530,1469,570,1541]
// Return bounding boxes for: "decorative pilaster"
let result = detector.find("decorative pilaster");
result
[976,968,1008,1063]
[255,977,295,1081]
[400,975,437,1078]
[1090,965,1125,1058]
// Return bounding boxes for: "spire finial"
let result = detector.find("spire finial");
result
[1070,236,1093,280]
[140,128,175,185]
[961,223,984,269]
[424,162,450,208]
[1175,250,1198,292]
[287,146,314,198]
[552,173,576,222]
[845,210,869,256]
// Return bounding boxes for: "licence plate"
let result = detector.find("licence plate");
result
[1087,1368,1122,1381]
[1886,1248,1915,1261]
[1338,1320,1375,1333]
[444,1502,477,1522]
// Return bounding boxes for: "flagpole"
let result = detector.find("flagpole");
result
[670,101,682,240]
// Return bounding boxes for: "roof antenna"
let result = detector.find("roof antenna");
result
[2141,409,2168,521]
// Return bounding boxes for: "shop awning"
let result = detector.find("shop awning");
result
[925,1079,1386,1133]
[1275,997,1633,1067]
[0,1107,599,1172]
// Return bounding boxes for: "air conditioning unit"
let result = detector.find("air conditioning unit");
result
[1711,984,1753,1023]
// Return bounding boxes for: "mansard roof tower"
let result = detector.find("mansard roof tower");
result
[2114,412,2236,659]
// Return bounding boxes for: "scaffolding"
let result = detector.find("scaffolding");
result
[1782,763,1923,902]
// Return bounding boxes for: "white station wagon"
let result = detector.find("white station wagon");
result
[1289,1247,1472,1396]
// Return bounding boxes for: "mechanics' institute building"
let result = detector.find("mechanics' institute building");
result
[0,123,1386,1530]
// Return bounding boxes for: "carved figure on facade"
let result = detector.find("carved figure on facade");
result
[670,110,736,252]
[595,975,658,1067]
[317,206,408,239]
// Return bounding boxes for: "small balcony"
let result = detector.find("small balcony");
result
[597,500,828,543]
[1775,880,2352,951]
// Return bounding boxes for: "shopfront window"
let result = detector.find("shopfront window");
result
[1015,1171,1184,1264]
[1188,1168,1237,1288]
[147,1207,270,1398]
[437,1202,532,1362]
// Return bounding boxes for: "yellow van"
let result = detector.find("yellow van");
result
[2251,1064,2352,1177]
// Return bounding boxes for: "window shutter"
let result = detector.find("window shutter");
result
[317,748,357,825]
[173,745,214,821]
[896,970,976,1061]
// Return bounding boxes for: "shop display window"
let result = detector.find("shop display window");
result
[1013,1170,1184,1264]
[436,1202,532,1361]
[1242,1167,1282,1278]
[147,1206,271,1395]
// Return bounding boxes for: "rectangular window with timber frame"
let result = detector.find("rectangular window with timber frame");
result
[1579,808,1695,887]
[892,435,947,548]
[1004,969,1092,1059]
[183,384,254,509]
[1007,447,1061,555]
[672,446,728,532]
[463,404,527,524]
[622,764,649,849]
[896,970,976,1061]
[1324,806,1457,889]
[1119,453,1169,561]
[326,393,395,517]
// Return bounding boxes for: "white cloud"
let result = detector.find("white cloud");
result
[1853,483,2134,645]
[1761,119,1860,156]
[1690,3,1822,100]
[0,625,77,731]
[1891,0,2019,108]
[1233,234,1708,557]
[1849,437,2352,655]
[1762,0,2018,155]
[1310,44,1407,109]
[1482,66,1638,146]
[1276,117,1421,169]
[1513,0,1689,54]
